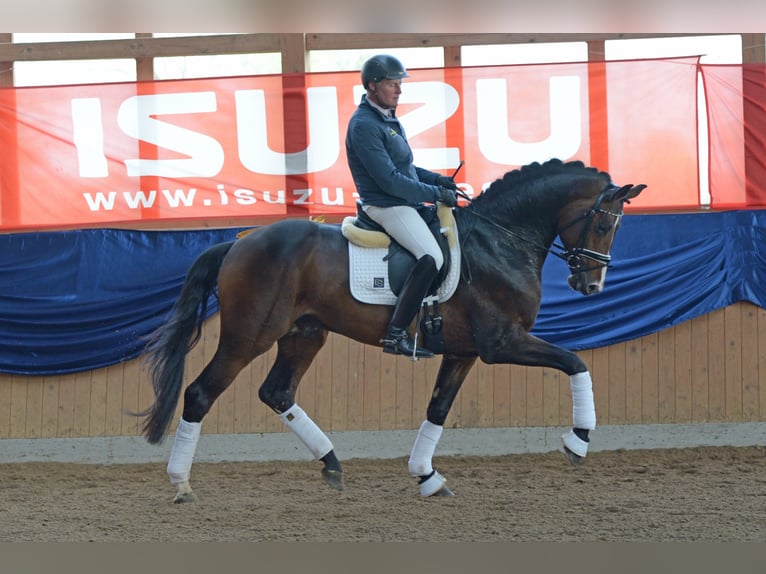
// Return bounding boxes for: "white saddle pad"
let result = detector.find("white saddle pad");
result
[347,228,461,306]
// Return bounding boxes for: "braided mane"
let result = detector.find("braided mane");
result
[474,159,609,206]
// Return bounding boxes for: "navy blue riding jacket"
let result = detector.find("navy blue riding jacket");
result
[345,95,443,208]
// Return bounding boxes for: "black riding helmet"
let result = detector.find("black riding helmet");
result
[361,54,409,89]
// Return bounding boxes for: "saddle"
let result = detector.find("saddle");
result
[342,202,456,295]
[341,203,461,354]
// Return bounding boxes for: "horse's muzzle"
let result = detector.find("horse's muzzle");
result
[568,272,604,295]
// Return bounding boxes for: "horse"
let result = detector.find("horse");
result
[140,158,646,502]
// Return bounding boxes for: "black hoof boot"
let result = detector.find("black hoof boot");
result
[382,327,434,358]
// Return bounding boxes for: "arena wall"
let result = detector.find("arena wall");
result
[2,301,764,442]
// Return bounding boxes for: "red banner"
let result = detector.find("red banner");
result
[2,56,750,231]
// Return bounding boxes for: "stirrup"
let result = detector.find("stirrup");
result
[381,331,434,359]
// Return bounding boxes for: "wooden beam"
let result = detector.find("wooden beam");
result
[305,33,724,51]
[742,33,766,64]
[0,34,283,62]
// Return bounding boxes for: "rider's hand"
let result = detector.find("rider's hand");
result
[437,186,458,208]
[435,175,458,191]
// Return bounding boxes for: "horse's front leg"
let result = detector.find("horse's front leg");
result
[258,319,344,491]
[409,355,477,497]
[480,329,596,465]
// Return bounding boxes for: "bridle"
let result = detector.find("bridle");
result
[552,185,624,275]
[459,184,625,276]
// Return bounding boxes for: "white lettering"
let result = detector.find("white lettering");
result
[293,189,312,204]
[83,191,116,211]
[476,76,582,165]
[122,189,157,209]
[236,87,340,175]
[319,187,345,206]
[117,92,224,177]
[263,190,286,204]
[161,188,197,207]
[234,189,257,205]
[72,98,108,178]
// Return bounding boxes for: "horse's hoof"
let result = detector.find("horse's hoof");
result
[321,468,344,491]
[432,485,454,497]
[562,445,583,467]
[172,491,199,503]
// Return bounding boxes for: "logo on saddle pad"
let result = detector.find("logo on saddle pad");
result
[341,204,461,306]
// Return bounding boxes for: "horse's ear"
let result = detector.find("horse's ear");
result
[609,183,646,202]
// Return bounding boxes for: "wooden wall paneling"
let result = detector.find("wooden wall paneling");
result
[741,302,760,420]
[8,375,26,438]
[525,365,544,427]
[72,369,93,436]
[23,376,43,438]
[588,346,610,424]
[706,308,726,421]
[362,343,382,430]
[541,367,561,427]
[41,375,60,438]
[607,343,627,424]
[232,361,253,434]
[673,320,693,422]
[345,337,364,431]
[476,361,495,428]
[624,339,643,424]
[657,326,676,422]
[394,358,415,429]
[88,367,108,437]
[378,354,398,430]
[508,363,528,426]
[458,360,479,428]
[0,373,10,438]
[724,304,744,421]
[492,363,511,428]
[56,372,76,437]
[640,333,659,423]
[104,363,125,436]
[690,313,710,422]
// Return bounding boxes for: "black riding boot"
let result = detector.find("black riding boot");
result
[382,255,438,358]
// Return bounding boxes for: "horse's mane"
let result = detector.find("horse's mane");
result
[472,159,610,208]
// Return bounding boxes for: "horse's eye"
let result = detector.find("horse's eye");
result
[596,223,613,236]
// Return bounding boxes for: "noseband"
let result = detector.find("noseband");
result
[552,185,624,275]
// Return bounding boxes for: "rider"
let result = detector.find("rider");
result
[345,54,459,359]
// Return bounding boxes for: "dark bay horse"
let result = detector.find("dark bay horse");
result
[141,158,646,502]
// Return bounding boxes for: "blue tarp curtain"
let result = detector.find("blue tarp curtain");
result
[2,210,765,375]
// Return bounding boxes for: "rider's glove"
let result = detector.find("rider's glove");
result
[436,186,458,208]
[435,175,458,191]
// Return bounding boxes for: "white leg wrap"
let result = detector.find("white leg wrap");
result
[562,429,590,457]
[419,470,448,497]
[167,418,202,485]
[408,420,443,477]
[570,371,597,430]
[279,404,333,460]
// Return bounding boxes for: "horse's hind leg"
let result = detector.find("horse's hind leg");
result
[167,343,256,503]
[257,317,344,491]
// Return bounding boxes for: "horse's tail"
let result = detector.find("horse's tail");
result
[140,240,236,444]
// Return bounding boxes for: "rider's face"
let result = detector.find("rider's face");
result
[369,79,402,110]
